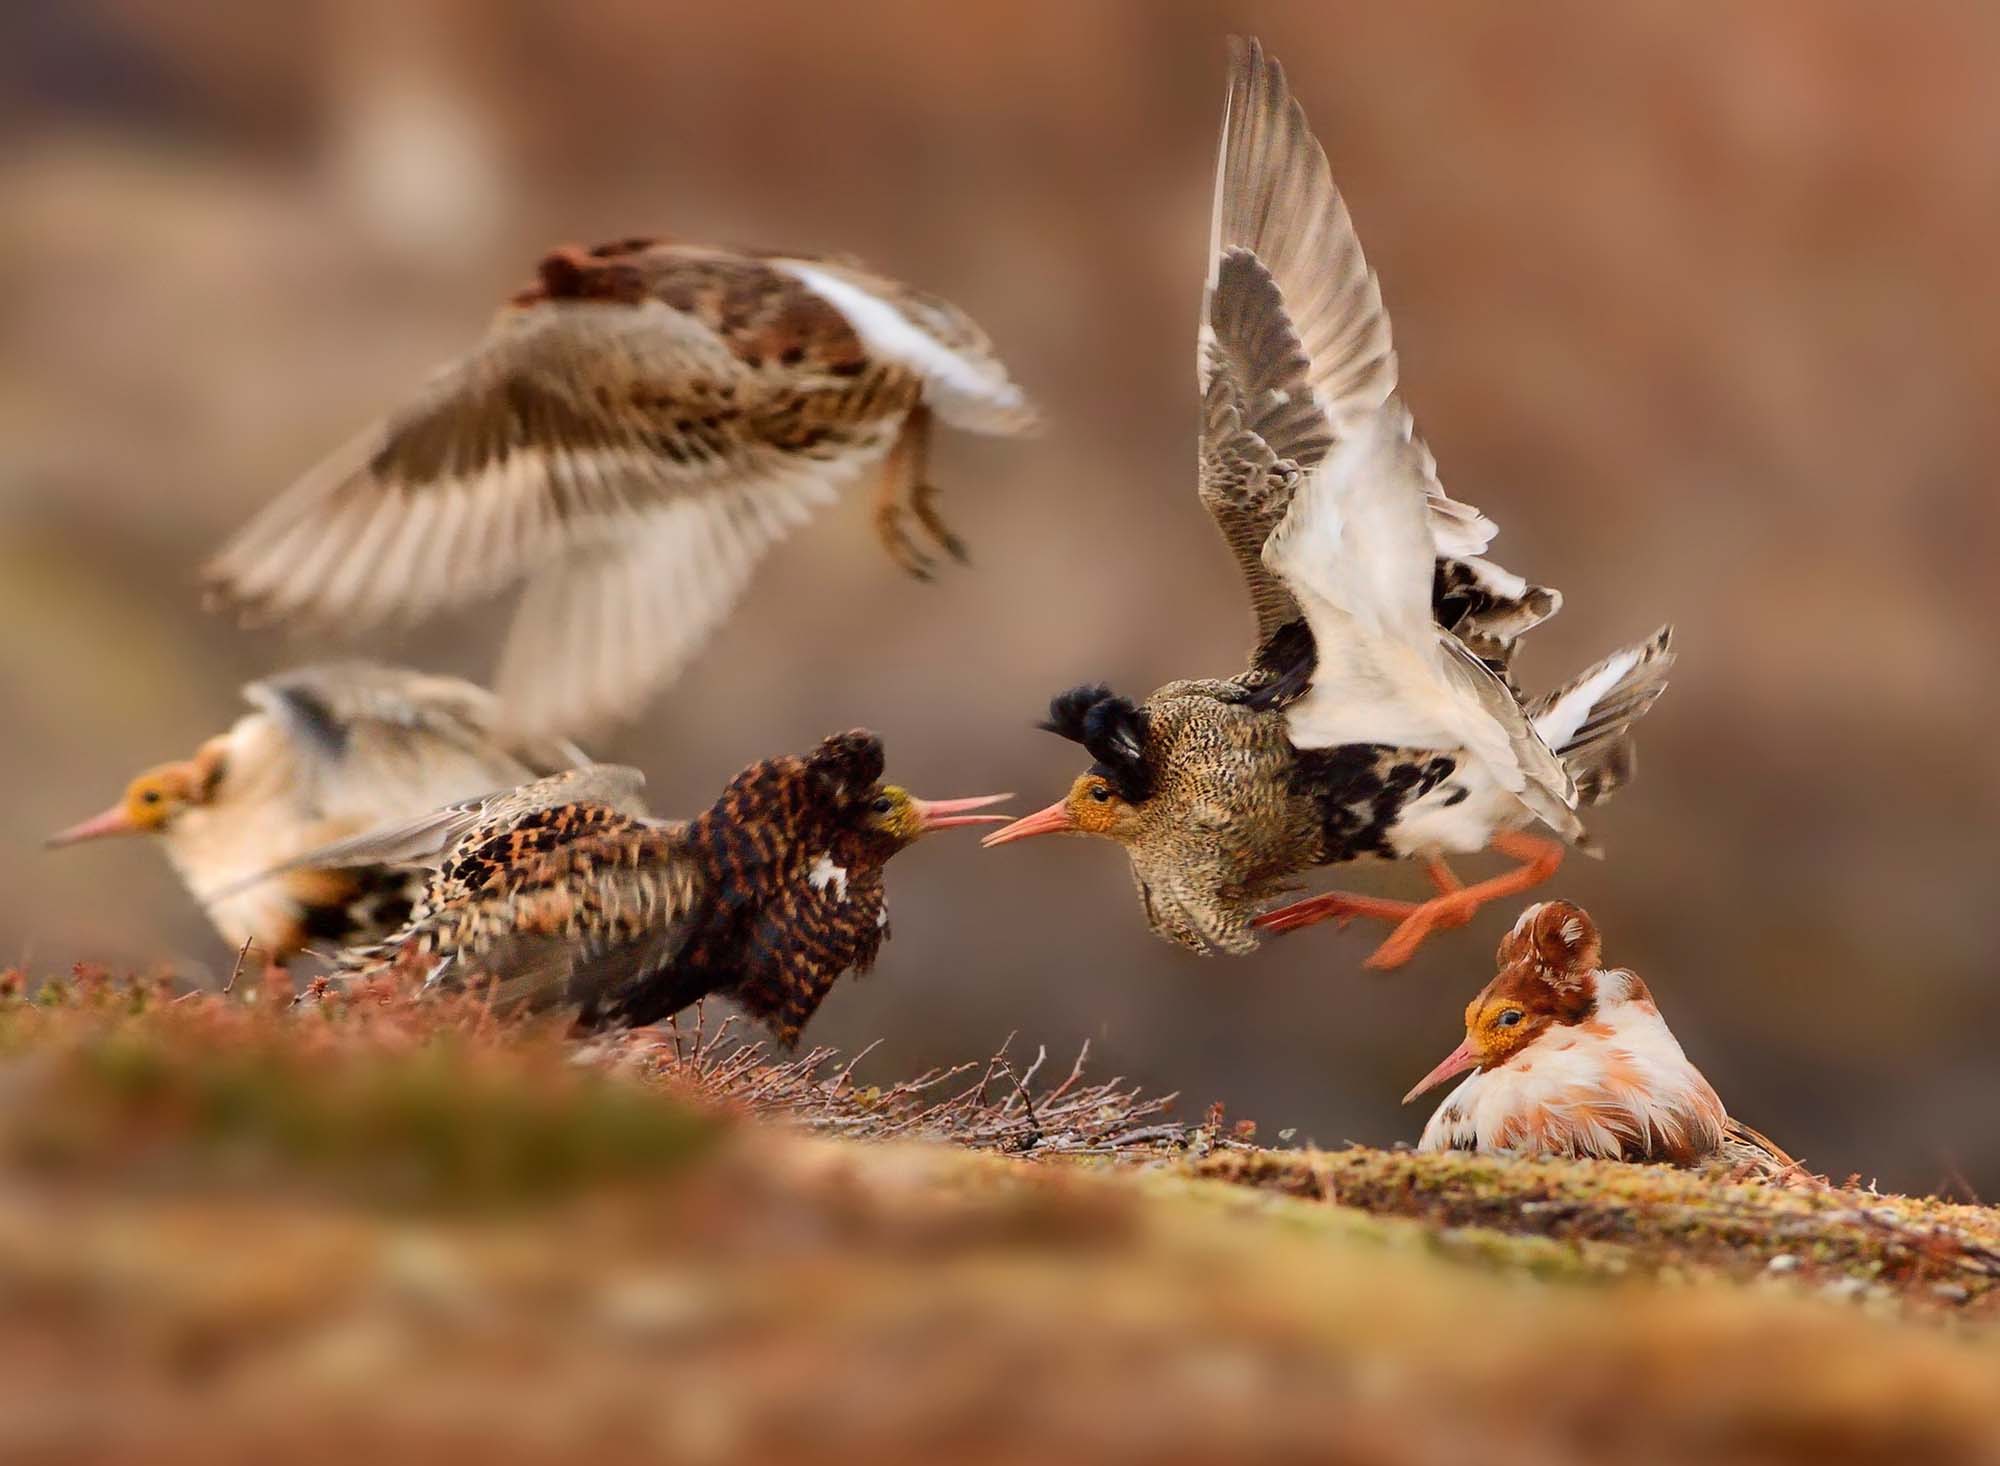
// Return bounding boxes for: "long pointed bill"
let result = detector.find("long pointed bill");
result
[980,798,1076,847]
[46,804,140,848]
[1402,1038,1479,1105]
[912,793,1014,833]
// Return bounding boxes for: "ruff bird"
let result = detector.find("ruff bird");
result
[46,663,584,971]
[203,239,1037,736]
[298,734,1007,1044]
[1406,901,1795,1175]
[984,39,1672,968]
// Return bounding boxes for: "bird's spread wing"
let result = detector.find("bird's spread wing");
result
[454,830,710,1019]
[1198,37,1547,655]
[242,662,588,827]
[1263,407,1582,839]
[204,275,915,733]
[767,257,1038,435]
[206,765,649,907]
[491,468,854,737]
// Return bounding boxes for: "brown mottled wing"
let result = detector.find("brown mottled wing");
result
[242,662,587,828]
[729,864,889,1047]
[205,252,917,736]
[446,827,711,1019]
[1199,39,1525,653]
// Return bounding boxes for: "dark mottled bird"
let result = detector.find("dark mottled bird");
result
[303,734,1007,1044]
[45,663,584,972]
[984,39,1673,968]
[1405,901,1797,1177]
[203,240,1037,737]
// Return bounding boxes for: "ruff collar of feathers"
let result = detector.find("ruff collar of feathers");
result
[1041,686,1154,803]
[807,730,887,803]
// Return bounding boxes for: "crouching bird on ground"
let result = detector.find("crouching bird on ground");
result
[983,38,1672,968]
[1405,901,1797,1178]
[202,236,1037,738]
[45,663,584,975]
[289,734,1008,1045]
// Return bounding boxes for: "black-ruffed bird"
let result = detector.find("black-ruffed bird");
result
[290,734,1007,1044]
[984,40,1673,968]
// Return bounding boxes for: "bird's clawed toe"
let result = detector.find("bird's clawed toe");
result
[1253,890,1421,937]
[910,481,970,565]
[873,502,936,581]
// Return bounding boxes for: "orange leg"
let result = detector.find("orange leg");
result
[1252,890,1424,935]
[1252,833,1565,968]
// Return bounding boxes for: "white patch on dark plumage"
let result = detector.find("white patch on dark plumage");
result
[808,853,849,901]
[876,906,889,929]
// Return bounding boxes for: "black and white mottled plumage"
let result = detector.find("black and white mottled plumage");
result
[989,40,1674,966]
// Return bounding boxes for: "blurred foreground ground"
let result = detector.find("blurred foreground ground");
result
[3,968,1999,1464]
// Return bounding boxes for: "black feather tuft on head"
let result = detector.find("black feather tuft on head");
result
[1038,685,1153,803]
[807,730,886,802]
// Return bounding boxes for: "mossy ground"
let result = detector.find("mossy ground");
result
[3,966,1998,1463]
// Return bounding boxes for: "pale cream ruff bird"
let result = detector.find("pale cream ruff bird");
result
[46,663,585,970]
[201,238,1037,737]
[1406,901,1795,1174]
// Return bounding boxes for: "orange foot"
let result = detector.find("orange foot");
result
[1253,832,1566,969]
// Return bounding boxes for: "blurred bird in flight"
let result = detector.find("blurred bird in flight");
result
[204,239,1036,738]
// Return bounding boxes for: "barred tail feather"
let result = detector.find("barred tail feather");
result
[1529,626,1674,806]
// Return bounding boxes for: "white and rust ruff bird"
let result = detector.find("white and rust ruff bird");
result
[203,239,1036,736]
[1405,901,1795,1175]
[46,662,584,973]
[984,39,1672,968]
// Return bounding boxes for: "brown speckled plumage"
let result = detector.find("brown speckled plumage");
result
[204,239,1035,738]
[336,733,986,1045]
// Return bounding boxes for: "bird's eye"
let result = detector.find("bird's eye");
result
[140,791,161,805]
[1498,1009,1523,1028]
[1090,785,1111,803]
[871,796,892,814]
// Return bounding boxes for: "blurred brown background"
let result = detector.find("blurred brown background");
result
[4,1,1995,1193]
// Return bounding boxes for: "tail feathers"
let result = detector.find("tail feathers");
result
[1718,1117,1812,1184]
[1529,626,1675,806]
[1435,555,1562,675]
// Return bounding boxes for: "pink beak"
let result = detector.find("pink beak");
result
[980,798,1077,847]
[912,793,1014,832]
[46,804,141,848]
[1402,1038,1479,1105]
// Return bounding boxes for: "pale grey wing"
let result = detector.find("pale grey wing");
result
[492,456,881,739]
[243,662,590,827]
[1201,39,1542,651]
[1198,250,1325,642]
[202,765,649,903]
[1438,637,1585,844]
[203,300,871,635]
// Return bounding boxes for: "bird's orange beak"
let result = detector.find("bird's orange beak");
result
[46,804,142,848]
[980,798,1075,847]
[1402,1037,1479,1105]
[912,793,1014,832]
